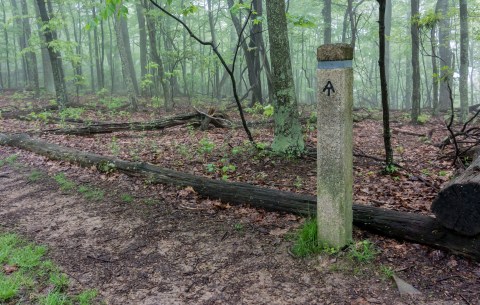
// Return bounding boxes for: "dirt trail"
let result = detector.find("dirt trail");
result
[0,155,475,304]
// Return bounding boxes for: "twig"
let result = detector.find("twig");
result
[192,106,233,126]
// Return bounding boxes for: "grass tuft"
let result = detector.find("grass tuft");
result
[0,232,100,304]
[291,218,323,257]
[54,173,76,191]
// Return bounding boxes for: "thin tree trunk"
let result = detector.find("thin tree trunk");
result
[411,0,421,123]
[431,25,439,115]
[136,3,148,96]
[377,0,393,167]
[143,0,172,112]
[0,0,11,88]
[459,0,469,121]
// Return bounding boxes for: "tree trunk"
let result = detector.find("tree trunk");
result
[35,0,69,107]
[322,0,332,44]
[459,0,469,122]
[1,133,480,261]
[136,3,148,96]
[227,0,263,106]
[40,112,226,135]
[431,156,480,237]
[377,0,393,167]
[438,0,452,112]
[0,0,10,88]
[410,0,421,123]
[120,15,139,96]
[265,0,304,156]
[20,0,40,97]
[113,4,138,111]
[431,25,439,116]
[143,0,173,112]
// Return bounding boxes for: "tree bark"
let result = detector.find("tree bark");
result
[266,0,304,155]
[410,0,421,123]
[113,4,138,111]
[143,0,173,112]
[1,133,480,261]
[322,0,332,44]
[136,3,148,96]
[431,156,480,237]
[437,0,452,112]
[459,0,469,122]
[20,0,40,97]
[377,0,393,167]
[35,0,69,107]
[40,112,226,135]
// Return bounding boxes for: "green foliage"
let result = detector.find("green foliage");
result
[59,107,85,121]
[233,223,244,231]
[27,111,53,122]
[49,272,69,292]
[96,88,109,98]
[286,14,316,28]
[0,154,18,167]
[292,218,323,257]
[120,193,134,203]
[348,240,377,263]
[205,163,216,173]
[78,185,105,201]
[28,170,43,182]
[198,138,215,154]
[229,2,251,15]
[100,96,128,110]
[417,10,441,29]
[109,136,120,157]
[417,114,430,124]
[0,233,99,304]
[384,164,399,175]
[438,170,448,177]
[293,176,303,189]
[97,161,117,174]
[380,265,395,279]
[245,103,274,118]
[76,290,98,305]
[54,173,76,191]
[181,4,198,16]
[0,272,23,302]
[38,291,71,305]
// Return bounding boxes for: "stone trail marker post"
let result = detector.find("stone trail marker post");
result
[316,44,354,248]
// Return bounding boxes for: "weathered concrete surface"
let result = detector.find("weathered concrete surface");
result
[317,44,354,62]
[317,44,354,248]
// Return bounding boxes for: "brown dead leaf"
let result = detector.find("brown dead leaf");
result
[3,264,18,274]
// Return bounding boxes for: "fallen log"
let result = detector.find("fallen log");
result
[40,112,225,135]
[431,156,480,236]
[1,133,479,260]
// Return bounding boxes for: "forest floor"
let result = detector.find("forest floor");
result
[0,90,479,304]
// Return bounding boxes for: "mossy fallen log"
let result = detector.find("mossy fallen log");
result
[1,133,479,260]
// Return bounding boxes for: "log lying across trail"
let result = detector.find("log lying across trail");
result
[431,156,480,237]
[1,133,479,260]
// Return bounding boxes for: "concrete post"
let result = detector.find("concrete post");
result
[316,44,354,248]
